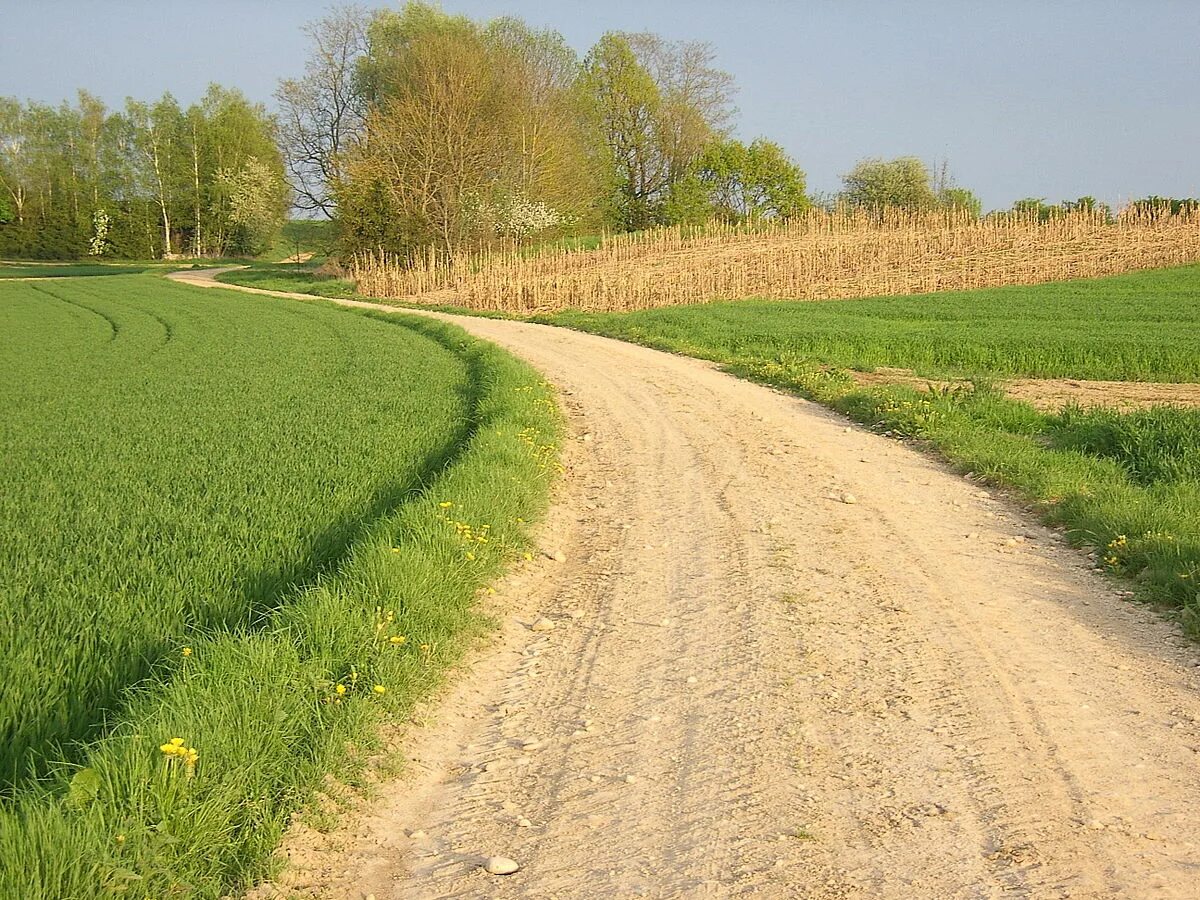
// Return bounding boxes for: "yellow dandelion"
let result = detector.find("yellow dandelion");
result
[439,501,453,509]
[372,684,387,695]
[181,647,192,658]
[335,684,347,696]
[389,635,406,645]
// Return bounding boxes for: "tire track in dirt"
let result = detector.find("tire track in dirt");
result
[172,270,1200,899]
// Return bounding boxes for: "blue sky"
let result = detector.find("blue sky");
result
[2,0,1197,210]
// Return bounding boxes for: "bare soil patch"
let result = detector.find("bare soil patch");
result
[848,366,1200,411]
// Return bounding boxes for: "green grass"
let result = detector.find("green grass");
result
[539,265,1200,621]
[215,266,358,299]
[0,263,166,278]
[0,275,560,897]
[546,265,1200,383]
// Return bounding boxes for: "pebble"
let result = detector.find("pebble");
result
[408,830,427,839]
[624,774,638,784]
[686,676,698,684]
[841,493,858,505]
[521,739,542,752]
[484,856,520,875]
[517,817,532,828]
[530,617,556,632]
[552,550,567,563]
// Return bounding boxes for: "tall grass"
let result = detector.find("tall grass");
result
[0,277,561,897]
[353,206,1200,312]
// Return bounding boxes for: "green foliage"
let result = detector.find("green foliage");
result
[1129,196,1200,219]
[0,87,287,260]
[842,156,938,211]
[543,265,1200,613]
[1010,196,1113,223]
[582,33,665,231]
[0,274,560,897]
[1048,406,1200,485]
[320,5,737,252]
[667,138,809,224]
[939,186,982,217]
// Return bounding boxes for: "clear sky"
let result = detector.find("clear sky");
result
[2,0,1197,211]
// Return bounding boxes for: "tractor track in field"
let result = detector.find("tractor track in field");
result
[172,269,1200,899]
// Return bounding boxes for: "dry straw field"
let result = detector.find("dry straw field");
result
[352,207,1200,312]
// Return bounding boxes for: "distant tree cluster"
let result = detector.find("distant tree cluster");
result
[278,3,810,256]
[0,87,288,259]
[837,157,982,216]
[1006,195,1114,222]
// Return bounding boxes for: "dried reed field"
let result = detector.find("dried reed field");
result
[352,208,1200,312]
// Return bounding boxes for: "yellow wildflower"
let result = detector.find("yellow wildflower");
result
[372,684,387,695]
[181,647,192,658]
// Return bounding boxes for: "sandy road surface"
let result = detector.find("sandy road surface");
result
[171,270,1200,899]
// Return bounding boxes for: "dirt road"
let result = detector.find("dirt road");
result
[172,270,1200,899]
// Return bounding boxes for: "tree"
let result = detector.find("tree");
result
[337,5,607,255]
[1060,196,1112,221]
[842,156,938,211]
[341,11,512,252]
[123,95,186,256]
[485,17,604,233]
[666,138,808,224]
[275,5,369,216]
[1011,197,1060,222]
[939,187,982,217]
[215,156,289,255]
[624,32,735,185]
[1129,196,1200,219]
[581,31,735,230]
[581,34,665,230]
[0,98,31,228]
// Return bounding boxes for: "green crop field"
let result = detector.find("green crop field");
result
[543,265,1200,619]
[0,275,560,897]
[547,265,1200,383]
[0,263,166,278]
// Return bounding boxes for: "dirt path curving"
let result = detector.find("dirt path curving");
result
[171,269,1200,899]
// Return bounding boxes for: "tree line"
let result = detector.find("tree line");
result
[0,87,288,259]
[3,2,1196,261]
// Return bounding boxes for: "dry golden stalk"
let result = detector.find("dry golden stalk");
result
[351,207,1200,313]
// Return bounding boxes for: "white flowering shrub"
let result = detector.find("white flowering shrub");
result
[87,209,110,256]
